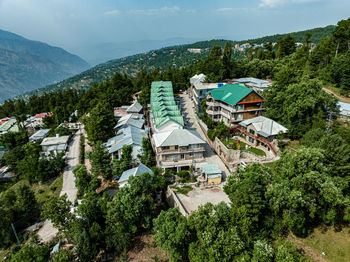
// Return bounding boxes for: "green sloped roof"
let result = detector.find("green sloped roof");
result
[151,96,175,103]
[153,110,182,118]
[151,81,173,88]
[209,83,259,106]
[154,116,184,128]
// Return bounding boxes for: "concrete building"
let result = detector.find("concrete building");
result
[191,82,222,113]
[153,129,206,171]
[206,83,264,127]
[233,77,272,92]
[200,164,222,185]
[40,135,70,155]
[118,163,153,187]
[237,116,287,155]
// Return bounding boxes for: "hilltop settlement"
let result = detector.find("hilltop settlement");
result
[1,17,350,262]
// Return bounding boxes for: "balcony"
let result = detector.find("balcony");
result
[206,108,219,115]
[158,146,205,155]
[219,103,235,113]
[220,110,231,119]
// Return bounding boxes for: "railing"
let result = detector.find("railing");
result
[206,109,220,115]
[219,103,235,113]
[220,110,231,120]
[159,147,205,154]
[236,126,277,155]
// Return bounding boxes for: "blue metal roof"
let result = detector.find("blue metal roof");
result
[119,163,153,184]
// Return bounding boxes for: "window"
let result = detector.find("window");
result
[237,104,244,111]
[249,129,255,135]
[236,114,243,120]
[248,137,254,143]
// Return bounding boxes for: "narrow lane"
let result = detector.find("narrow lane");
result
[179,94,231,180]
[37,128,81,242]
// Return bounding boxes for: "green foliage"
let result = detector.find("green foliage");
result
[276,34,296,58]
[140,138,155,167]
[41,195,72,230]
[207,121,230,141]
[153,208,189,262]
[79,134,85,164]
[264,79,338,138]
[9,243,49,262]
[88,141,112,179]
[84,102,116,143]
[112,145,133,178]
[73,164,91,196]
[0,131,28,150]
[52,249,74,262]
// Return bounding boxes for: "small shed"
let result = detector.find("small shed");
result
[201,164,222,185]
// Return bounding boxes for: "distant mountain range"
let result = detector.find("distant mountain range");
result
[0,29,90,103]
[21,24,336,99]
[73,37,206,65]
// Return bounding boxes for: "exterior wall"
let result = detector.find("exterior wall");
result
[166,186,189,216]
[208,176,221,185]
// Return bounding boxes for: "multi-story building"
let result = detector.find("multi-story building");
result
[153,129,206,171]
[191,82,222,113]
[150,81,206,171]
[206,83,264,127]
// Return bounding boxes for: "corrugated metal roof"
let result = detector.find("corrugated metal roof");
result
[153,129,205,147]
[190,74,206,85]
[154,116,184,129]
[29,129,50,141]
[119,163,153,185]
[209,83,257,106]
[201,163,221,175]
[126,101,142,113]
[239,116,287,137]
[338,102,350,116]
[115,114,145,129]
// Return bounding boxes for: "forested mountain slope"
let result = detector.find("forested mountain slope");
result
[0,29,90,102]
[22,24,335,98]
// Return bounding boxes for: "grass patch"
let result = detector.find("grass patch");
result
[292,226,350,262]
[0,249,10,261]
[247,147,266,156]
[284,140,300,153]
[221,138,266,156]
[9,175,63,203]
[174,185,193,196]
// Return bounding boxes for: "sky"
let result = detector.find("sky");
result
[0,0,349,57]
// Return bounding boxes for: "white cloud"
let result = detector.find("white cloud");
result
[259,0,320,8]
[103,9,120,16]
[128,6,193,16]
[216,7,234,12]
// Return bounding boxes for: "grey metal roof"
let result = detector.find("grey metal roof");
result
[153,129,205,147]
[338,102,350,116]
[201,163,221,175]
[41,136,69,146]
[126,101,143,113]
[29,129,50,141]
[190,74,206,85]
[235,77,272,89]
[119,163,153,184]
[239,116,287,138]
[115,114,145,129]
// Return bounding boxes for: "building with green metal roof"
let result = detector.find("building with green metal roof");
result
[150,81,184,133]
[206,83,264,127]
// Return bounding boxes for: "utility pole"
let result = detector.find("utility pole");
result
[327,111,333,133]
[11,223,20,245]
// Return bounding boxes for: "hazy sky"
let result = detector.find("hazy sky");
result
[0,0,349,52]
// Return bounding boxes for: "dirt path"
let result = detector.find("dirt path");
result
[37,128,81,242]
[322,87,350,103]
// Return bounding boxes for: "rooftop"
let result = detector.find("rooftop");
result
[201,163,222,175]
[126,101,143,113]
[190,73,206,85]
[239,116,288,137]
[40,136,70,146]
[119,163,153,185]
[193,82,222,90]
[153,129,205,147]
[115,114,145,129]
[29,129,50,141]
[234,77,272,89]
[209,83,261,106]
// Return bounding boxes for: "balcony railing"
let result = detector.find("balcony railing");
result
[158,147,205,154]
[206,109,220,115]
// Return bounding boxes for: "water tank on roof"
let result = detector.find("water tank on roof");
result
[218,83,223,87]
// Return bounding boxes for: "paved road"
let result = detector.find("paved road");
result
[37,129,81,242]
[179,94,231,180]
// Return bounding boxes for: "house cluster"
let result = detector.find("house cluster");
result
[103,100,155,187]
[25,112,53,129]
[190,73,288,156]
[149,81,207,172]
